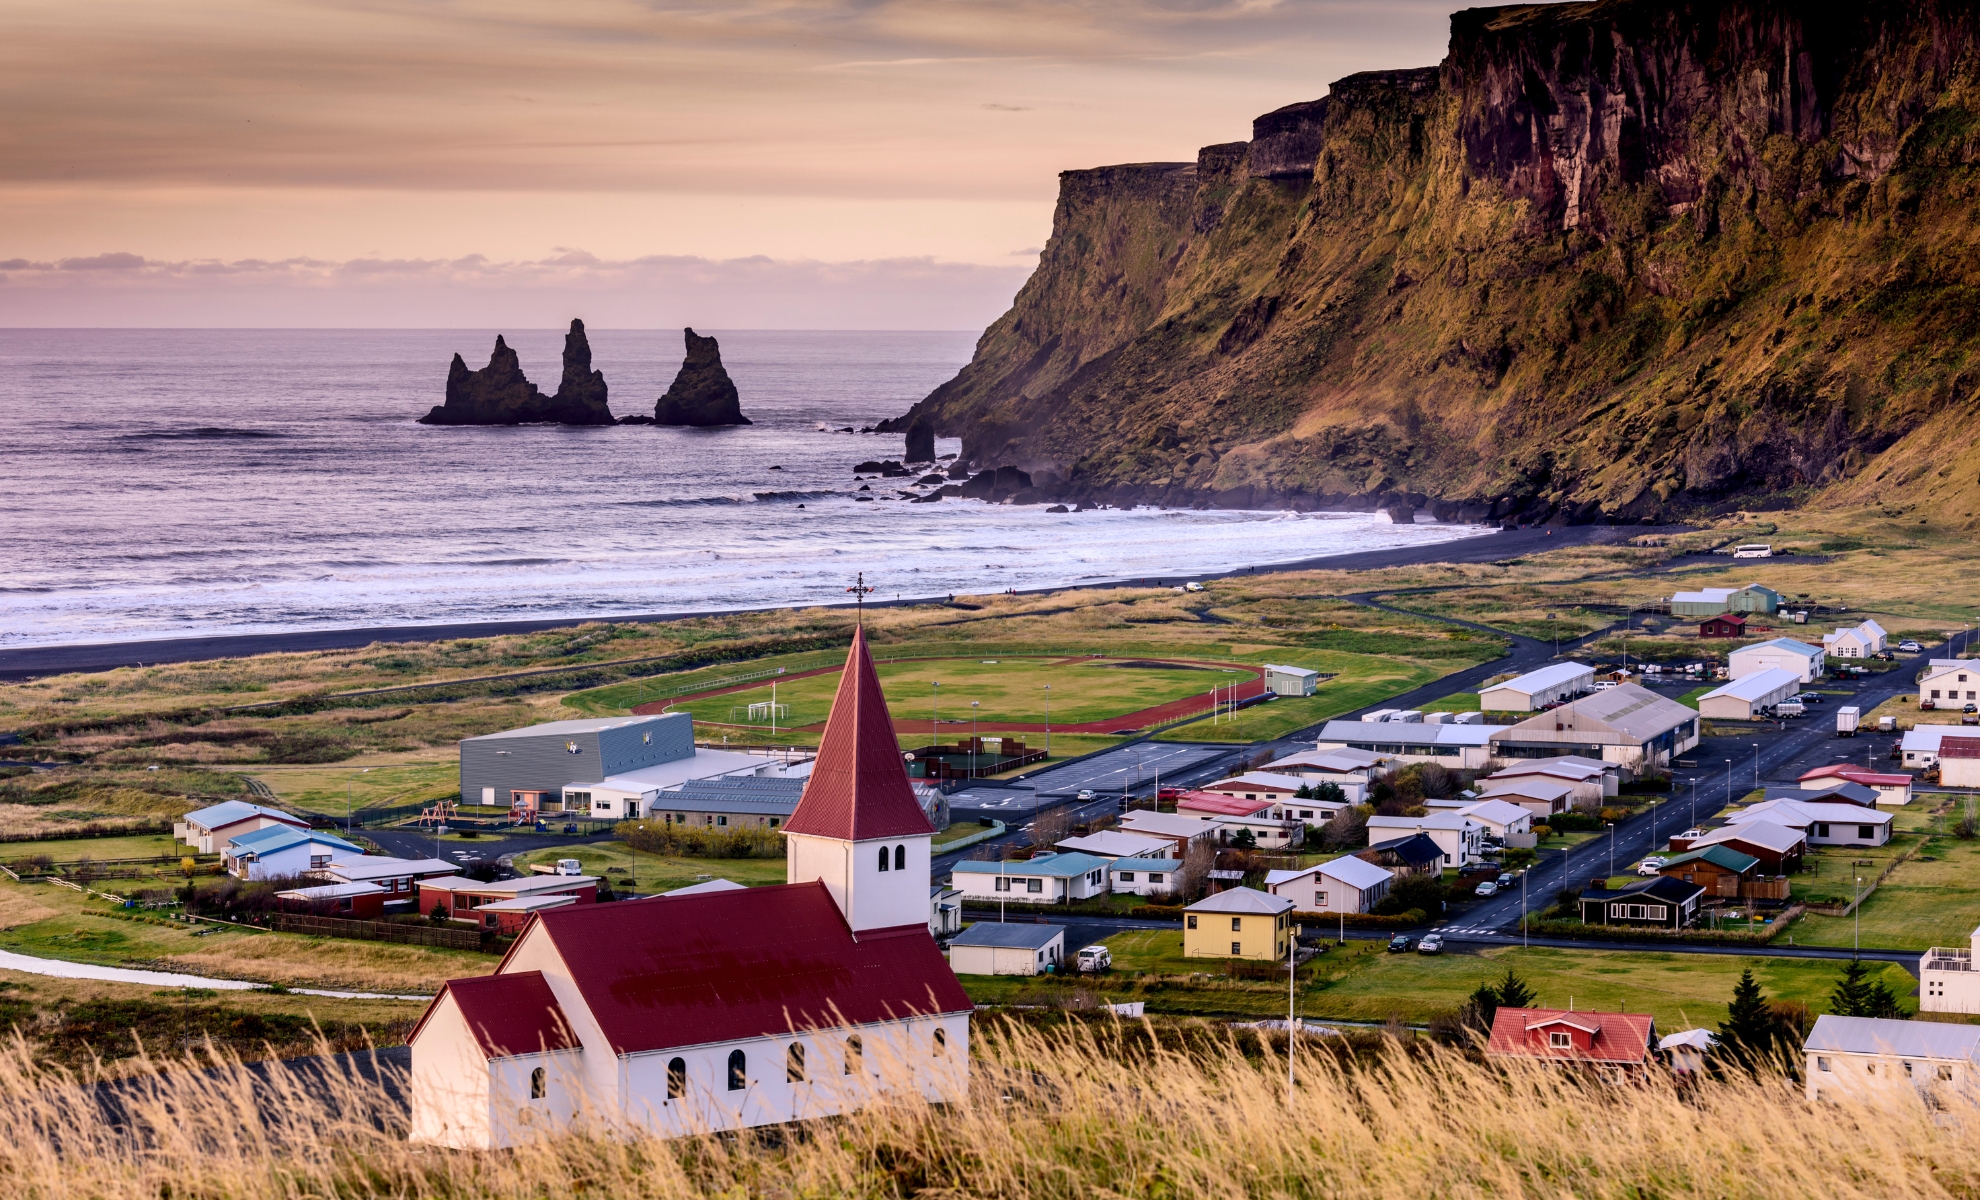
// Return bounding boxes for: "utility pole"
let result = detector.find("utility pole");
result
[971,701,980,778]
[1607,821,1616,880]
[1690,778,1698,830]
[1522,868,1528,948]
[1287,919,1297,1105]
[1751,742,1761,789]
[932,680,940,751]
[1042,684,1051,757]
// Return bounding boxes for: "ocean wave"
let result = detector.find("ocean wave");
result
[751,490,836,502]
[114,427,289,441]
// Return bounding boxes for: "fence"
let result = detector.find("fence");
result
[265,912,486,951]
[0,820,175,845]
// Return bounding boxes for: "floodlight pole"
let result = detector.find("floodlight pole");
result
[1607,822,1616,880]
[1522,868,1528,948]
[972,701,980,778]
[1042,685,1052,756]
[932,681,940,751]
[1751,742,1761,789]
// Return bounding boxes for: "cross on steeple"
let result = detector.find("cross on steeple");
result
[846,572,874,623]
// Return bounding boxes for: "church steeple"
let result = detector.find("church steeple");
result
[783,623,935,933]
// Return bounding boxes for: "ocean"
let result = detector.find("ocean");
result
[0,329,1482,648]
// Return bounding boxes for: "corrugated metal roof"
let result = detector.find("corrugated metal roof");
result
[1486,1007,1654,1064]
[1943,737,1980,760]
[1806,1014,1980,1060]
[1186,886,1294,915]
[471,714,680,740]
[1659,844,1758,873]
[183,800,305,830]
[951,852,1114,878]
[1690,819,1804,854]
[1487,662,1596,695]
[782,627,936,842]
[949,922,1064,949]
[418,971,580,1060]
[1698,667,1803,703]
[1732,637,1823,657]
[1178,792,1277,816]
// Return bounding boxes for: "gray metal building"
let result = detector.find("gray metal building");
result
[459,713,693,809]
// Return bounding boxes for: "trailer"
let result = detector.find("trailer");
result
[1836,706,1860,737]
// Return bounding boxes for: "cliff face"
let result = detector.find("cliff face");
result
[654,328,752,427]
[420,319,615,426]
[893,0,1980,527]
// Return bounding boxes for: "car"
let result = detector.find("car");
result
[1387,934,1415,953]
[1637,862,1663,876]
[1473,881,1498,897]
[1075,945,1112,973]
[1796,692,1825,704]
[1417,934,1444,954]
[1076,790,1096,801]
[1157,787,1183,802]
[1594,681,1618,690]
[1496,872,1516,888]
[1183,582,1204,592]
[1900,640,1924,653]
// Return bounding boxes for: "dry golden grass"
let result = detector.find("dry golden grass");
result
[4,1018,1978,1199]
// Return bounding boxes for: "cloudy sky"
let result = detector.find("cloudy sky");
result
[1,0,1458,326]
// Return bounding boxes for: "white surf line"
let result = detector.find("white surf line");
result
[0,948,432,1002]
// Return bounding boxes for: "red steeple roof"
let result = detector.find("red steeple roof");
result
[783,626,935,841]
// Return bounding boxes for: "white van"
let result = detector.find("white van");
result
[556,858,583,876]
[1076,945,1113,973]
[1732,543,1773,558]
[1773,699,1806,718]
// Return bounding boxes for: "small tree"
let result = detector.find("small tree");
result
[1828,958,1875,1016]
[1229,827,1258,850]
[1312,781,1346,806]
[1719,967,1789,1071]
[1494,967,1536,1010]
[1295,783,1315,799]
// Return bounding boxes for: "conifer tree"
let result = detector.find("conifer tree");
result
[1828,958,1875,1016]
[1494,967,1536,1010]
[1719,967,1780,1069]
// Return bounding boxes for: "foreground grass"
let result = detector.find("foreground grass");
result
[6,1015,1980,1199]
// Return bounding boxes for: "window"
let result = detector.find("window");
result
[1317,891,1329,907]
[787,1043,806,1083]
[1815,823,1830,838]
[1609,903,1626,919]
[1119,872,1135,883]
[1939,1065,1955,1081]
[667,1057,687,1099]
[1026,878,1042,894]
[530,1067,546,1100]
[994,876,1011,892]
[1187,915,1198,929]
[1549,1031,1572,1049]
[878,847,890,872]
[1149,873,1164,884]
[1232,942,1243,954]
[845,1036,862,1075]
[1231,918,1243,932]
[309,854,331,869]
[1859,825,1876,839]
[727,1049,746,1091]
[1933,690,1943,699]
[1817,1056,1832,1073]
[895,844,907,871]
[717,816,728,826]
[1904,1062,1914,1077]
[1299,810,1313,819]
[1627,904,1646,920]
[933,1027,947,1054]
[1647,905,1667,921]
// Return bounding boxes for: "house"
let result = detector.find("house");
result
[1695,668,1803,720]
[1659,1028,1718,1074]
[1804,1015,1980,1103]
[1176,791,1279,818]
[1698,614,1748,639]
[1674,820,1806,873]
[177,801,309,854]
[1365,813,1482,868]
[1182,887,1294,960]
[1478,662,1595,712]
[1797,765,1913,807]
[929,885,962,937]
[313,856,459,902]
[1311,720,1506,769]
[1194,773,1307,805]
[1492,685,1699,774]
[1486,1007,1657,1074]
[475,893,582,934]
[222,827,365,880]
[948,853,1113,905]
[1174,795,1304,849]
[1920,659,1979,709]
[1108,858,1181,897]
[1265,855,1392,914]
[1476,777,1580,819]
[1657,845,1761,899]
[1762,782,1880,809]
[1578,876,1704,929]
[1942,736,1980,787]
[1262,664,1320,696]
[1728,637,1825,684]
[1481,756,1619,803]
[946,922,1065,976]
[1920,924,1980,1014]
[1055,830,1174,859]
[1356,832,1446,878]
[275,881,386,920]
[1455,798,1534,843]
[1822,619,1888,659]
[1902,724,1967,769]
[408,625,971,1150]
[1729,798,1893,847]
[1261,748,1387,802]
[1116,809,1221,854]
[417,873,600,921]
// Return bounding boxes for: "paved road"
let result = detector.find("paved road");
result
[0,523,1661,680]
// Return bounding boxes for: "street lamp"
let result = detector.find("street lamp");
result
[971,701,980,778]
[1606,821,1616,880]
[1690,778,1698,830]
[1724,759,1733,804]
[1042,684,1051,756]
[347,768,371,835]
[931,681,940,750]
[1751,742,1761,789]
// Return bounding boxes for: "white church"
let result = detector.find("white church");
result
[408,627,974,1148]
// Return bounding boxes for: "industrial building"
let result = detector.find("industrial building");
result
[1668,584,1781,618]
[1490,684,1699,774]
[1695,667,1802,720]
[1262,664,1320,696]
[1728,637,1825,683]
[458,714,697,811]
[1311,720,1503,769]
[1478,662,1596,711]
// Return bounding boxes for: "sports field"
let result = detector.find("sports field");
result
[665,655,1254,735]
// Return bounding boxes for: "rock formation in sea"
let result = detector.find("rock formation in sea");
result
[903,417,935,463]
[419,319,615,426]
[653,329,752,426]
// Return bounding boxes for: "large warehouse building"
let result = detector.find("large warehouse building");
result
[458,713,698,811]
[1479,662,1595,712]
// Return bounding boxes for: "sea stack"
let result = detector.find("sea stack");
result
[418,319,615,425]
[653,328,751,426]
[904,416,935,463]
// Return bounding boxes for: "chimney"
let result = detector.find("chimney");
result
[1588,877,1607,892]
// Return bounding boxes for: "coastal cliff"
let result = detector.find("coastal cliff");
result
[420,319,614,426]
[888,0,1980,527]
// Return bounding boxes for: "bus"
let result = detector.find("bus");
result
[1732,543,1773,558]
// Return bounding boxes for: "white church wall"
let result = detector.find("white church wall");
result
[499,925,625,1115]
[487,1049,586,1147]
[408,992,493,1149]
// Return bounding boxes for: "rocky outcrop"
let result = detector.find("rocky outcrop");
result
[420,320,615,426]
[654,329,751,427]
[887,0,1980,527]
[904,416,935,462]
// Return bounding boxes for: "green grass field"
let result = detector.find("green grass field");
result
[1788,806,1980,950]
[507,843,787,892]
[1156,649,1461,743]
[0,833,184,863]
[249,757,458,816]
[1422,692,1482,712]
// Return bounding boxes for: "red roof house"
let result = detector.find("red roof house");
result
[1486,1007,1657,1070]
[1699,614,1749,639]
[1175,792,1277,818]
[1796,764,1914,806]
[408,625,971,1151]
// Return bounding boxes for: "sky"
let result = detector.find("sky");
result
[0,0,1460,327]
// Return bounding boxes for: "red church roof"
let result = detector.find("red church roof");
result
[413,970,578,1059]
[1485,1006,1655,1065]
[498,881,971,1056]
[783,626,935,841]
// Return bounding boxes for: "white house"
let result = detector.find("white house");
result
[1797,765,1913,807]
[1822,619,1888,658]
[1198,772,1307,803]
[1261,748,1387,803]
[1901,724,1968,768]
[1479,662,1596,712]
[1108,857,1181,897]
[946,922,1065,976]
[1805,1015,1980,1103]
[1054,830,1173,859]
[314,856,459,903]
[1116,810,1221,855]
[1481,755,1618,806]
[1364,813,1482,868]
[1727,798,1892,846]
[1262,664,1320,696]
[222,827,365,880]
[948,853,1114,904]
[1921,925,1980,1015]
[1728,637,1825,683]
[1265,855,1392,914]
[1921,659,1980,709]
[1476,777,1579,819]
[1695,667,1803,720]
[1942,736,1980,788]
[1313,721,1505,769]
[407,626,971,1150]
[1456,798,1534,842]
[178,801,309,854]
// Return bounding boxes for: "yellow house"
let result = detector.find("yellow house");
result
[1183,887,1295,960]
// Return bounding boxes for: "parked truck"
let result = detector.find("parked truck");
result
[1837,706,1860,737]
